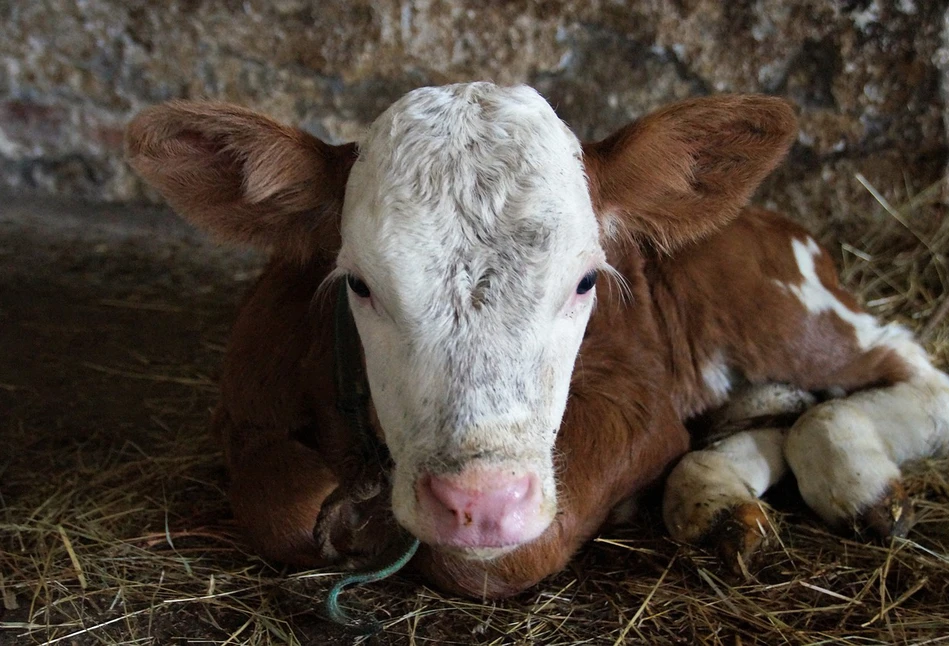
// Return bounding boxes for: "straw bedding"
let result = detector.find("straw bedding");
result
[1,184,947,645]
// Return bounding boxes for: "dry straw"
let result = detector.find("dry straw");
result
[1,177,947,644]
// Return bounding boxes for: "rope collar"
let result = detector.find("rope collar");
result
[324,281,420,634]
[333,280,386,470]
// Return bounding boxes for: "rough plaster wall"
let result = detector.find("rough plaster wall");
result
[0,0,947,233]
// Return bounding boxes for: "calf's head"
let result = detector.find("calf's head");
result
[127,83,795,559]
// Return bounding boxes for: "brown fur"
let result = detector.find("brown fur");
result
[648,208,912,421]
[583,95,798,251]
[126,102,356,263]
[126,94,914,598]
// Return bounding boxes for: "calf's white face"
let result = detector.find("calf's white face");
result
[335,83,606,557]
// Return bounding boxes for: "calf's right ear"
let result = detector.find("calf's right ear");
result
[126,102,356,261]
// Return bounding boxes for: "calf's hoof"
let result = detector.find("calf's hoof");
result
[707,502,771,577]
[313,482,398,567]
[857,480,915,540]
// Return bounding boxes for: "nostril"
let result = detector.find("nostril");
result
[421,472,535,527]
[414,469,549,548]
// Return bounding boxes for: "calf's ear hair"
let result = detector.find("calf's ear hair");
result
[126,101,356,262]
[583,95,797,252]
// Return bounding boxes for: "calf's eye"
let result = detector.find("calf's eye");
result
[347,275,371,298]
[576,270,598,295]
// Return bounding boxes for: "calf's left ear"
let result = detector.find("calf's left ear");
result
[126,101,356,262]
[583,95,797,251]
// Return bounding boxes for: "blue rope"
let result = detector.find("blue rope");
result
[323,538,421,634]
[329,279,419,633]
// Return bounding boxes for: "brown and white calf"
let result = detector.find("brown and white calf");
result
[126,83,949,598]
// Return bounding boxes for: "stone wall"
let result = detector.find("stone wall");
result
[1,0,947,233]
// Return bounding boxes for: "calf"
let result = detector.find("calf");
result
[126,83,949,598]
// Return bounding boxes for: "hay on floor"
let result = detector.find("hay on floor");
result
[1,181,947,645]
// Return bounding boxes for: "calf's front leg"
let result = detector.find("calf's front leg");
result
[228,435,339,566]
[663,383,813,572]
[663,429,786,571]
[785,329,949,537]
[664,329,948,570]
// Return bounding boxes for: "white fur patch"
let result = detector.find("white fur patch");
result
[780,237,934,369]
[779,238,881,350]
[785,398,902,524]
[780,235,949,525]
[701,351,734,405]
[786,362,949,527]
[669,236,949,540]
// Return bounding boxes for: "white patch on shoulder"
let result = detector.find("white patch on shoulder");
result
[701,351,733,404]
[780,237,937,375]
[778,238,880,350]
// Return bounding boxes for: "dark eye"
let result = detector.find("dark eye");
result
[347,274,371,298]
[576,270,598,295]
